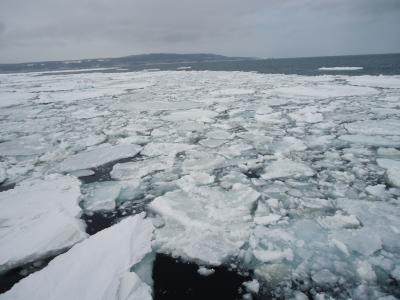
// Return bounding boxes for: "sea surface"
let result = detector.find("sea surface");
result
[0,53,399,76]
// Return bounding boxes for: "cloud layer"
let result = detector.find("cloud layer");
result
[0,0,399,63]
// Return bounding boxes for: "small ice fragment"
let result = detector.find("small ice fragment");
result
[82,181,121,212]
[197,266,215,276]
[243,279,260,294]
[318,66,363,71]
[0,167,6,184]
[357,261,376,282]
[317,213,361,229]
[261,159,314,180]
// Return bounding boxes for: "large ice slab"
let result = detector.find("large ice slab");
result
[149,182,260,265]
[0,214,154,300]
[57,143,142,173]
[0,175,87,273]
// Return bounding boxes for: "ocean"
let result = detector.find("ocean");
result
[0,53,399,76]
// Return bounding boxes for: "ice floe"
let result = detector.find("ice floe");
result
[57,143,142,173]
[0,214,153,300]
[318,67,363,71]
[0,175,87,273]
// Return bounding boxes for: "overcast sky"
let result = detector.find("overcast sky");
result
[0,0,399,63]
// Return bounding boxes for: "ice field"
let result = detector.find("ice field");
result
[0,69,400,299]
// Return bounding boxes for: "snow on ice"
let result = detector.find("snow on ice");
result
[0,175,87,273]
[0,214,153,300]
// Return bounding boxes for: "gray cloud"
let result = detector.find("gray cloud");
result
[0,0,399,63]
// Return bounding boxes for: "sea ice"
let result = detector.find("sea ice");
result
[0,135,50,156]
[57,143,142,173]
[339,135,400,147]
[0,167,6,184]
[81,181,122,212]
[0,214,153,300]
[345,120,400,136]
[376,158,400,187]
[0,175,87,273]
[261,159,315,180]
[111,158,169,180]
[271,84,377,98]
[162,109,217,123]
[149,183,260,265]
[318,67,363,71]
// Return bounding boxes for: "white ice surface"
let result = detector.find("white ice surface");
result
[82,181,122,212]
[261,159,314,180]
[0,214,153,300]
[57,143,142,173]
[0,175,87,273]
[318,67,363,71]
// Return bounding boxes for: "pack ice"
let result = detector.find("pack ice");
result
[1,70,400,299]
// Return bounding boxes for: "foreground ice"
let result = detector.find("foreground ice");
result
[1,214,153,300]
[1,69,400,299]
[0,175,87,273]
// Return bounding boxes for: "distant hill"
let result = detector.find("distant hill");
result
[0,53,256,73]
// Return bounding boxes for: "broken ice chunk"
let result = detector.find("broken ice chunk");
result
[0,175,87,273]
[57,143,142,173]
[82,181,122,212]
[357,260,376,282]
[0,166,6,184]
[149,184,259,265]
[111,158,169,180]
[377,147,400,158]
[243,279,260,294]
[141,142,193,159]
[0,135,50,156]
[289,107,323,124]
[197,266,215,276]
[261,159,314,180]
[345,120,400,136]
[339,135,400,147]
[365,184,386,199]
[162,109,217,123]
[0,214,153,300]
[376,158,400,188]
[254,214,282,226]
[332,228,382,256]
[317,212,361,229]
